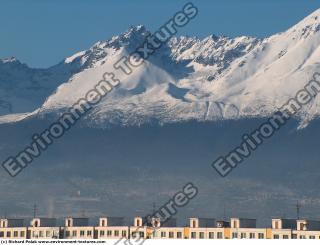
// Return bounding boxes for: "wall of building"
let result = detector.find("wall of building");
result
[0,227,27,239]
[28,227,60,239]
[62,226,94,239]
[1,218,320,239]
[95,226,128,239]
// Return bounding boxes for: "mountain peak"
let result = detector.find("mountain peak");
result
[109,24,150,50]
[63,25,150,68]
[124,24,148,36]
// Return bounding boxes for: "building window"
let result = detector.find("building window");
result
[161,231,166,238]
[137,220,141,226]
[283,235,289,239]
[65,231,70,237]
[258,233,264,239]
[177,232,182,239]
[209,232,214,239]
[240,233,246,239]
[217,232,223,239]
[114,230,119,237]
[122,230,126,237]
[232,232,238,239]
[72,231,77,237]
[191,232,196,239]
[275,221,279,229]
[6,231,11,238]
[0,232,4,238]
[292,234,297,239]
[107,230,112,237]
[100,231,104,237]
[299,223,304,231]
[139,232,144,238]
[233,221,237,228]
[199,232,204,239]
[80,230,85,236]
[87,230,92,236]
[192,220,196,228]
[169,232,174,238]
[20,231,25,237]
[39,231,44,237]
[46,231,51,237]
[273,234,279,239]
[249,233,255,239]
[14,231,18,237]
[102,220,105,226]
[300,235,306,239]
[310,235,315,239]
[53,231,58,239]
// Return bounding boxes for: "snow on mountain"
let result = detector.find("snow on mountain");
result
[2,9,320,127]
[0,55,83,116]
[211,9,320,122]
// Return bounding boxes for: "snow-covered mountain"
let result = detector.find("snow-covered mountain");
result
[2,9,320,221]
[0,56,83,115]
[2,9,320,127]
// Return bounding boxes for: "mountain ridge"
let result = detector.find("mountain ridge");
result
[2,9,320,127]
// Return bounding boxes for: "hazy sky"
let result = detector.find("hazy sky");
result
[0,0,319,67]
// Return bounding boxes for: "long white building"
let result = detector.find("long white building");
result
[1,216,320,239]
